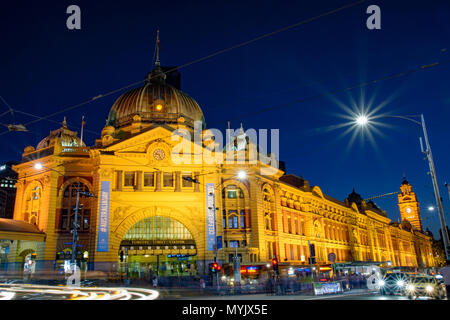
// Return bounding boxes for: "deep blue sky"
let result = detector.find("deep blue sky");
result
[1,0,449,237]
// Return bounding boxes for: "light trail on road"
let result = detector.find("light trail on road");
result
[0,284,159,300]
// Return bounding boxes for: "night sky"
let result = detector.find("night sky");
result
[1,0,449,237]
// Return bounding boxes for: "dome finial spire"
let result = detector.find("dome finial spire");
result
[155,29,161,67]
[147,30,166,83]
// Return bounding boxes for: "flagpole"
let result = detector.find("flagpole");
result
[80,116,85,147]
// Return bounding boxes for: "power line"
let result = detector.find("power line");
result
[0,0,366,136]
[12,109,99,136]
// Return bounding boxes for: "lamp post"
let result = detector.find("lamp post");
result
[355,113,450,261]
[34,163,82,265]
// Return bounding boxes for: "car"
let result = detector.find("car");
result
[378,273,409,295]
[405,275,446,300]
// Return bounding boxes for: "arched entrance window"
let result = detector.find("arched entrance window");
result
[60,182,92,232]
[123,216,194,242]
[120,216,197,279]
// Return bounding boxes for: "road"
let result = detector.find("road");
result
[172,289,444,300]
[0,283,159,300]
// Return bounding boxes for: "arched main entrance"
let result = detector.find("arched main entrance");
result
[119,216,198,279]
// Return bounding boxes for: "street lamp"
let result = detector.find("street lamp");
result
[33,162,82,265]
[237,170,247,180]
[355,115,369,126]
[355,114,450,261]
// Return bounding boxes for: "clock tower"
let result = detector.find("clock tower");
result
[398,177,422,231]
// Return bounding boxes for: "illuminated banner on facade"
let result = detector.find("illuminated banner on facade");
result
[206,183,216,251]
[97,181,111,252]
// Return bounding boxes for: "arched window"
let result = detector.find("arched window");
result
[314,221,322,238]
[24,185,42,226]
[222,184,248,230]
[60,182,92,232]
[265,213,272,231]
[262,186,275,231]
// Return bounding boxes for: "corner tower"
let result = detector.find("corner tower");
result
[398,177,422,231]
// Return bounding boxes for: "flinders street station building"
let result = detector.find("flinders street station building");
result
[0,58,436,279]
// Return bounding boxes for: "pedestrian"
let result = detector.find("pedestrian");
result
[439,261,450,300]
[152,276,158,288]
[200,278,205,292]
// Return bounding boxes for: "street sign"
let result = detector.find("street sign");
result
[328,252,336,263]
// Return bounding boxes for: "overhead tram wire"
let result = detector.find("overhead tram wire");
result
[0,0,366,137]
[230,58,450,122]
[11,109,99,136]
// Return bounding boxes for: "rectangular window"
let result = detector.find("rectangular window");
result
[83,216,89,230]
[229,240,239,248]
[223,210,226,229]
[83,209,90,230]
[124,172,135,187]
[163,172,174,187]
[144,172,155,187]
[61,209,68,230]
[240,210,245,228]
[182,173,193,187]
[227,190,238,198]
[287,215,292,234]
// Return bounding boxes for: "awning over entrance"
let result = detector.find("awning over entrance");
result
[0,218,46,241]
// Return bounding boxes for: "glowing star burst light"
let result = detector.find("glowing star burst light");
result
[355,115,369,126]
[34,163,43,170]
[237,170,247,180]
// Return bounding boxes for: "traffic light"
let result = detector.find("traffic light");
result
[119,250,124,262]
[308,257,316,265]
[211,262,219,273]
[272,258,279,272]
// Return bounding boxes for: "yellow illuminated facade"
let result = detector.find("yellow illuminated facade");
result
[2,61,436,276]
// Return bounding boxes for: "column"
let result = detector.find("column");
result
[194,172,200,192]
[135,171,142,192]
[116,171,122,191]
[175,171,181,192]
[155,171,161,192]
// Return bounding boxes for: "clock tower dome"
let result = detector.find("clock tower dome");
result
[398,177,422,231]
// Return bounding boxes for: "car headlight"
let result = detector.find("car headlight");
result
[426,285,433,293]
[407,284,415,291]
[378,280,385,287]
[397,280,405,287]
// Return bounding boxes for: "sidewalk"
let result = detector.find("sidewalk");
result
[162,288,376,300]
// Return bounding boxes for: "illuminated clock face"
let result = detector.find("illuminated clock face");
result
[406,207,412,214]
[153,149,165,160]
